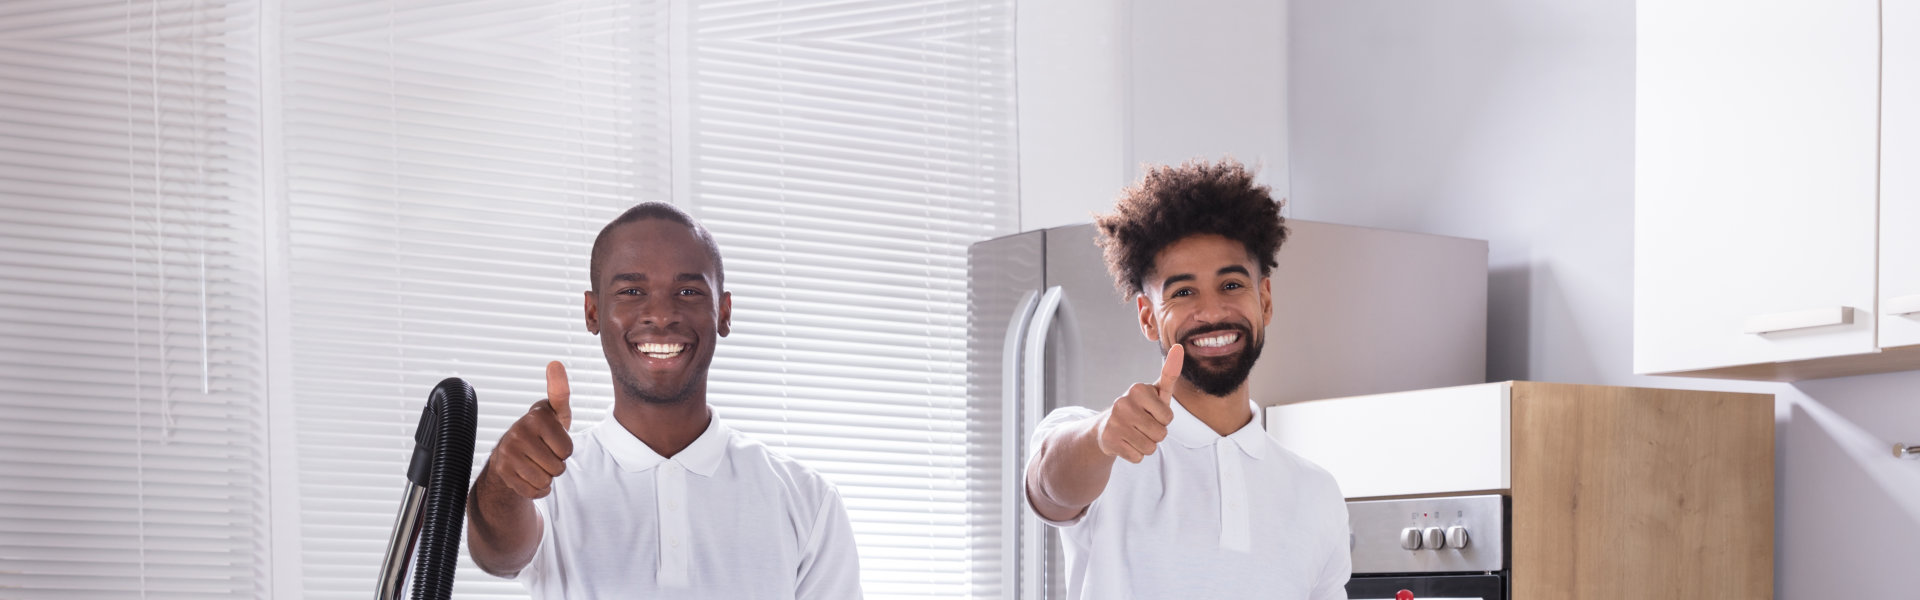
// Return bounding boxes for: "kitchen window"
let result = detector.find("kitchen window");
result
[0,0,1016,598]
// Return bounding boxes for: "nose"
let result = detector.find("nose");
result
[1188,289,1236,324]
[634,293,675,328]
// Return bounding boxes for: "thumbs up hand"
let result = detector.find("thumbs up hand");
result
[483,361,575,499]
[1096,344,1184,464]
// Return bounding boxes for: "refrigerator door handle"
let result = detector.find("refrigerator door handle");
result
[1017,285,1065,600]
[999,290,1041,600]
[1022,285,1065,447]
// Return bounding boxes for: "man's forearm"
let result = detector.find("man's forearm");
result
[1024,413,1118,522]
[465,465,542,578]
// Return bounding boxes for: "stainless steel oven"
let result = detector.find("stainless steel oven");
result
[1345,494,1507,600]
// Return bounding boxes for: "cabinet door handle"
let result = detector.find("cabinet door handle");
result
[1887,295,1920,317]
[1743,306,1855,335]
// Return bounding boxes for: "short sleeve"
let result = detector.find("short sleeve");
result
[795,484,864,599]
[1023,406,1101,527]
[1309,493,1352,600]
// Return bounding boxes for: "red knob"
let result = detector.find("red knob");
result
[1395,590,1414,600]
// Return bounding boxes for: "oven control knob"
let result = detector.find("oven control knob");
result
[1423,527,1446,549]
[1446,525,1470,549]
[1399,527,1423,550]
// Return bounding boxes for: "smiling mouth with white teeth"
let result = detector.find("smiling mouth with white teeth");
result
[637,342,686,359]
[1189,332,1240,348]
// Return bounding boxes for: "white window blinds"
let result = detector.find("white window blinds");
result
[686,3,1017,599]
[276,0,667,598]
[4,0,1014,598]
[0,0,270,597]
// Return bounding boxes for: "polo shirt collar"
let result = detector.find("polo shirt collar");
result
[591,412,731,477]
[1167,397,1269,460]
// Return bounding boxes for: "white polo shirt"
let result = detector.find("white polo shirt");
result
[511,415,863,599]
[1028,398,1351,600]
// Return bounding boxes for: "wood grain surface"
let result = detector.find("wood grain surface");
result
[1509,381,1774,600]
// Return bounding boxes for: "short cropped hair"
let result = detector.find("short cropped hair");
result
[589,202,725,292]
[1094,159,1287,298]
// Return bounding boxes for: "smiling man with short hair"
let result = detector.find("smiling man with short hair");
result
[1024,159,1352,600]
[466,202,862,599]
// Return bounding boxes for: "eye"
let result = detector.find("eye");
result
[1223,281,1243,291]
[1171,288,1194,298]
[618,288,641,296]
[677,288,703,297]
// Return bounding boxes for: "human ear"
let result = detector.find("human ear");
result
[717,291,732,337]
[1259,276,1273,328]
[584,290,600,335]
[1137,294,1158,342]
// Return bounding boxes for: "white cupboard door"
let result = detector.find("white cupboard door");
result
[1266,383,1510,499]
[1635,0,1881,374]
[1885,0,1920,349]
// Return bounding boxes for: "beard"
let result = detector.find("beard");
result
[1171,323,1264,397]
[611,363,699,405]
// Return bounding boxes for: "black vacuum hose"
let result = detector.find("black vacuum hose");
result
[379,377,478,600]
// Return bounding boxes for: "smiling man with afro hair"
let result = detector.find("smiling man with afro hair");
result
[1023,158,1351,600]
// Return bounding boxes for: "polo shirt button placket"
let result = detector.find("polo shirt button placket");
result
[1216,440,1251,553]
[657,461,691,588]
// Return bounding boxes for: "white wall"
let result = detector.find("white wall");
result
[1016,0,1131,230]
[1016,0,1289,231]
[1127,1,1289,194]
[1286,1,1920,597]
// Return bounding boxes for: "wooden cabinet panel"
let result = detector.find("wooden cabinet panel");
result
[1509,382,1773,600]
[1636,0,1881,374]
[1884,0,1920,349]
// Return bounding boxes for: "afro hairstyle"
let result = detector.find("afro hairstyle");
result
[1093,158,1287,298]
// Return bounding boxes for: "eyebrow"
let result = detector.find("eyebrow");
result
[1158,265,1253,291]
[609,273,708,284]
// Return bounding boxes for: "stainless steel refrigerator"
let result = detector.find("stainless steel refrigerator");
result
[967,220,1489,600]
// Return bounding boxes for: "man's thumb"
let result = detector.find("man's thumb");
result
[1154,344,1184,398]
[546,360,571,430]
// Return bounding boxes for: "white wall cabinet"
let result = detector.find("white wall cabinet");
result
[1884,0,1920,350]
[1636,0,1920,380]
